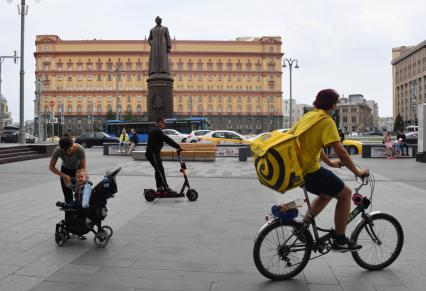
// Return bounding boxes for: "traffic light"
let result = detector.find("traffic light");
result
[47,111,51,121]
[13,50,18,64]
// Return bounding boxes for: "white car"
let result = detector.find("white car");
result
[186,130,212,143]
[162,129,189,143]
[198,130,249,145]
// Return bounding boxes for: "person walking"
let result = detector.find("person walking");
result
[145,117,182,193]
[49,133,87,204]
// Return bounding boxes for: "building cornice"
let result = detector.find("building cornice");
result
[391,40,426,65]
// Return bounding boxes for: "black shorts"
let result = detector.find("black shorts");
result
[304,167,344,197]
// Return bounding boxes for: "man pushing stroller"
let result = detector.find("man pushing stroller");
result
[146,117,182,194]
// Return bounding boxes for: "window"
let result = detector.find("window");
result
[237,105,241,112]
[247,105,252,112]
[268,105,274,113]
[256,63,261,72]
[227,62,232,71]
[198,104,203,112]
[208,96,212,103]
[77,105,82,112]
[67,105,72,112]
[207,105,212,112]
[256,106,261,113]
[218,105,222,112]
[97,105,102,112]
[137,105,142,112]
[127,105,132,112]
[197,63,203,71]
[227,105,232,112]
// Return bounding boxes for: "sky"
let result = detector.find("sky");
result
[0,0,425,122]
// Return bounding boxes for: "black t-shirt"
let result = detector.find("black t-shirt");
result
[130,133,139,145]
[397,133,406,143]
[146,127,181,154]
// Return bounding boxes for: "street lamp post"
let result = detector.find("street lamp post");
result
[282,57,299,127]
[114,64,121,120]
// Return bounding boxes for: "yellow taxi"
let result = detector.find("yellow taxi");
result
[343,139,363,155]
[198,130,251,145]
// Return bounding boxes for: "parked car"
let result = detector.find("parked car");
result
[365,130,384,136]
[75,132,119,148]
[186,130,212,143]
[162,129,189,143]
[343,139,363,155]
[0,129,35,143]
[198,130,250,145]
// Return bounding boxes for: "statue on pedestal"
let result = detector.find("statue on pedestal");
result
[148,16,171,75]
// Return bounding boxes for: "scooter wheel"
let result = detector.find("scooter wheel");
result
[144,189,156,202]
[55,232,66,246]
[186,189,198,201]
[94,232,109,248]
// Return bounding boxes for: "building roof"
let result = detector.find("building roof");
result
[391,39,426,65]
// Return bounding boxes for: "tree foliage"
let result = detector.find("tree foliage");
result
[393,114,404,133]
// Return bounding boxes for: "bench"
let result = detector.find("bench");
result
[132,143,217,162]
[362,143,417,158]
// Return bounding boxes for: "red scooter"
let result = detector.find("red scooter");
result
[143,151,198,202]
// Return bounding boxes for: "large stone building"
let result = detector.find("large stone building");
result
[34,35,283,135]
[392,41,426,126]
[337,94,373,133]
[0,94,12,129]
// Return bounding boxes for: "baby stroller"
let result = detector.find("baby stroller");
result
[55,167,121,248]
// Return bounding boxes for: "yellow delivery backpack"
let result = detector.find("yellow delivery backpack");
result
[250,111,329,193]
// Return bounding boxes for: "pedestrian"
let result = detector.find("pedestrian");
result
[383,131,395,159]
[118,128,129,153]
[49,133,87,204]
[396,129,409,156]
[338,128,345,142]
[128,128,139,154]
[145,117,182,193]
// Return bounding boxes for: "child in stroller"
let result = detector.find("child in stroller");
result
[55,167,121,248]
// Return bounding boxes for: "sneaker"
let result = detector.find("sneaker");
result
[331,238,362,253]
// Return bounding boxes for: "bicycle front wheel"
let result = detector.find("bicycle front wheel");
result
[253,219,313,280]
[351,213,404,270]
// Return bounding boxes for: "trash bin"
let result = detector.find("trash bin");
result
[239,146,248,161]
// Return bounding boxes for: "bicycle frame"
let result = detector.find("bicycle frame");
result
[282,177,377,255]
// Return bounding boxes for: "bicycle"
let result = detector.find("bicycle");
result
[252,172,404,280]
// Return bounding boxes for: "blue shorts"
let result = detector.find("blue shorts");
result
[304,167,344,197]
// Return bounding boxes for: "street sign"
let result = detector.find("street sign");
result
[49,100,54,107]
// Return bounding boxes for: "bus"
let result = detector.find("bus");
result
[105,117,210,142]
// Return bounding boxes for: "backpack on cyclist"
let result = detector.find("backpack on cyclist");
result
[250,110,329,193]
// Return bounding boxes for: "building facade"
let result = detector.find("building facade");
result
[34,35,283,136]
[337,94,373,133]
[392,41,426,126]
[365,100,379,129]
[0,94,12,129]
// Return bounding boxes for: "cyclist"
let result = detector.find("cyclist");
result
[290,89,369,252]
[145,117,182,193]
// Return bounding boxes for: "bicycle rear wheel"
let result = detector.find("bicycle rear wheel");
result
[253,219,313,280]
[351,213,404,270]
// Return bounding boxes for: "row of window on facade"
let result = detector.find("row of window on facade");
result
[43,103,276,114]
[42,57,278,73]
[43,95,276,105]
[42,72,276,83]
[341,116,358,123]
[395,61,426,82]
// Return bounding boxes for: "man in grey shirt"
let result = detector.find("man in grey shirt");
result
[49,133,86,203]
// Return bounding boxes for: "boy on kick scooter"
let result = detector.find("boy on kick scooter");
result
[145,117,182,194]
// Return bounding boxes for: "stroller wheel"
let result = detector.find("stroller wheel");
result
[101,225,113,239]
[144,189,156,202]
[186,189,198,201]
[55,232,66,246]
[94,232,109,248]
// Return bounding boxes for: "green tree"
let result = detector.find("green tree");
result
[393,114,404,133]
[332,109,340,129]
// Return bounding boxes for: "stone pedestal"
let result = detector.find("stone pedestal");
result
[416,103,426,163]
[146,73,174,122]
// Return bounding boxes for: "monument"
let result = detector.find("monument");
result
[147,16,174,121]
